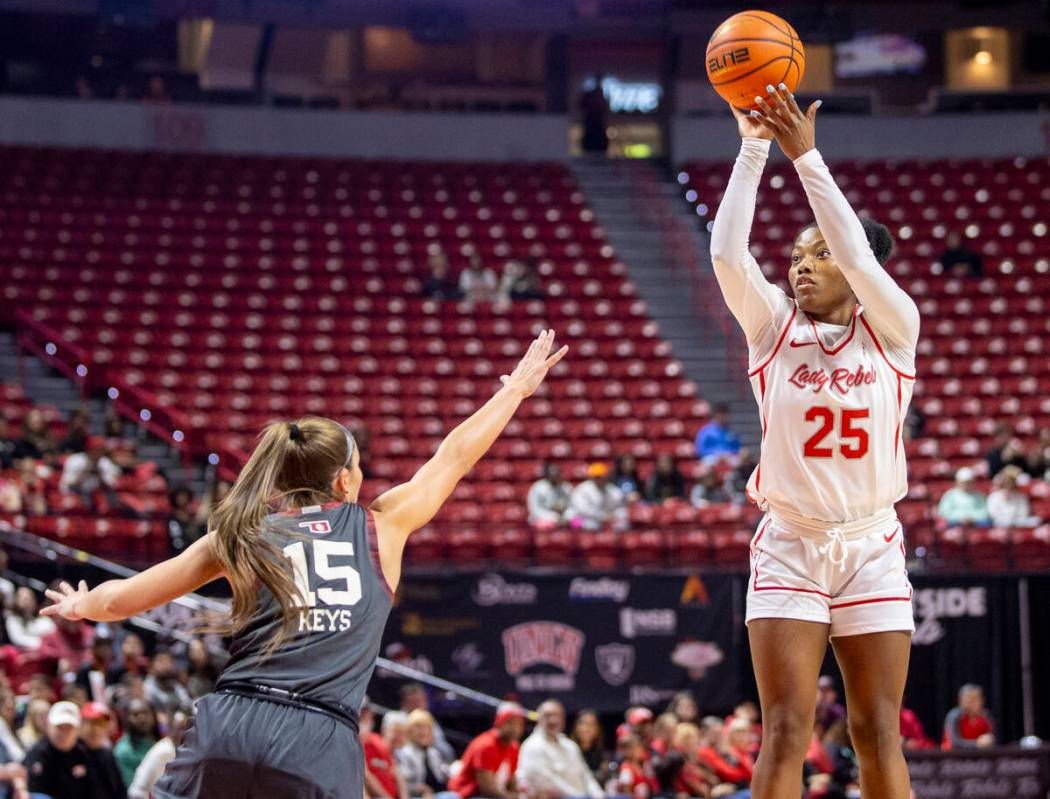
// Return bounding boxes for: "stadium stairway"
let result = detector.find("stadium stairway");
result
[571,159,760,445]
[0,331,206,495]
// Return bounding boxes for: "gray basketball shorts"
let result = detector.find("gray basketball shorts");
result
[153,691,364,799]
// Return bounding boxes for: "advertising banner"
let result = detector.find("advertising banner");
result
[907,747,1050,799]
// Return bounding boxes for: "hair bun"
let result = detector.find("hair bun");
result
[860,218,894,266]
[288,422,303,441]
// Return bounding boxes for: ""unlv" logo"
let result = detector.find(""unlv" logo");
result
[788,364,877,395]
[502,622,585,676]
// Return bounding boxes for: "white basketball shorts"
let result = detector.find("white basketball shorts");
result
[745,515,915,638]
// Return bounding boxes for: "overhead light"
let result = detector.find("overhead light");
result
[974,49,992,65]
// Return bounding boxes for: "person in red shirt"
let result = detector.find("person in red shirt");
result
[670,723,717,798]
[361,704,408,799]
[449,702,527,799]
[697,717,753,788]
[942,684,995,750]
[899,706,934,750]
[616,734,659,799]
[38,613,93,675]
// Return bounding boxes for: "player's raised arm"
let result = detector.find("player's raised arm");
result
[756,85,920,350]
[709,104,793,343]
[41,533,225,622]
[369,331,567,579]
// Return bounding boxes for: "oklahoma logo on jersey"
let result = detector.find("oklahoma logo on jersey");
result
[788,363,877,395]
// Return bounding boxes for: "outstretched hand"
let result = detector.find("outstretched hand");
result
[501,329,568,399]
[729,103,775,141]
[41,580,89,621]
[750,83,821,161]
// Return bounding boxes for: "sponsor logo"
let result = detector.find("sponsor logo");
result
[569,577,631,603]
[788,363,877,395]
[912,587,986,646]
[629,685,678,706]
[619,608,677,639]
[400,613,480,637]
[298,519,332,535]
[595,643,636,686]
[883,529,899,543]
[451,642,486,675]
[473,574,538,606]
[671,640,724,680]
[789,339,817,348]
[502,622,585,693]
[680,576,710,606]
[708,47,751,74]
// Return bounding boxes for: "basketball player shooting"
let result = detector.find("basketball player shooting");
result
[712,86,919,798]
[42,330,567,799]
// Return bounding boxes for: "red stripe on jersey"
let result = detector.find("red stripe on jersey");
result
[893,374,903,460]
[858,315,916,380]
[808,304,860,356]
[829,590,913,610]
[748,305,798,377]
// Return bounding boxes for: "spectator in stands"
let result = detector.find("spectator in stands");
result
[0,420,17,470]
[579,76,609,155]
[395,709,455,799]
[167,484,203,553]
[988,466,1038,527]
[899,706,934,750]
[18,699,51,749]
[0,457,46,515]
[0,687,23,763]
[936,467,991,526]
[517,699,603,799]
[695,405,741,463]
[422,251,463,301]
[905,406,926,442]
[646,455,687,503]
[943,684,995,750]
[649,713,677,757]
[0,550,12,608]
[667,692,699,725]
[1026,430,1049,480]
[501,258,545,302]
[40,611,94,675]
[570,709,608,783]
[59,408,92,454]
[6,587,55,649]
[569,463,627,531]
[143,651,192,719]
[690,467,731,507]
[383,711,410,754]
[697,716,753,789]
[60,436,120,507]
[144,75,171,104]
[449,702,526,799]
[615,733,657,799]
[725,449,756,504]
[985,423,1027,477]
[938,231,983,277]
[670,722,719,798]
[458,255,498,305]
[650,750,686,799]
[399,683,455,761]
[13,409,55,460]
[185,637,221,699]
[612,454,643,503]
[361,704,408,799]
[75,632,114,701]
[108,632,149,685]
[127,709,190,799]
[815,675,847,742]
[25,701,93,799]
[527,462,573,529]
[80,701,126,799]
[113,697,158,786]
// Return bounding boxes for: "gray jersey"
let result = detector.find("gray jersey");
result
[217,502,393,715]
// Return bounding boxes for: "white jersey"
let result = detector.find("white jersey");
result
[710,138,920,531]
[746,303,916,523]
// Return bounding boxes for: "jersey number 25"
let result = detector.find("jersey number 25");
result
[803,407,870,459]
[283,541,363,607]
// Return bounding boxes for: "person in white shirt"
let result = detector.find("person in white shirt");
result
[569,464,627,531]
[517,700,604,799]
[527,464,573,529]
[128,710,190,799]
[395,710,457,799]
[5,587,55,649]
[713,86,920,798]
[60,437,120,495]
[458,255,498,304]
[987,466,1038,528]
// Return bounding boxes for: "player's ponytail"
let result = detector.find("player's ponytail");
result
[208,417,354,650]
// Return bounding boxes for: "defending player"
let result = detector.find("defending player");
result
[711,86,919,798]
[43,330,568,799]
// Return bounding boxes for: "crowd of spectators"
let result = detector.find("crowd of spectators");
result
[422,251,545,308]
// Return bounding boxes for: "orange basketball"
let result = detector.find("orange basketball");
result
[706,10,805,111]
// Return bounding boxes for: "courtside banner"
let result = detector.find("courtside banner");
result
[372,573,743,712]
[906,746,1050,799]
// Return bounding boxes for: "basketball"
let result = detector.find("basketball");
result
[706,10,805,110]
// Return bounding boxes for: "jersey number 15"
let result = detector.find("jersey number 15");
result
[282,540,363,607]
[803,407,870,459]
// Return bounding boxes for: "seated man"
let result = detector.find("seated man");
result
[569,464,627,531]
[517,699,603,799]
[449,703,526,799]
[936,468,991,526]
[943,684,995,750]
[527,463,573,529]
